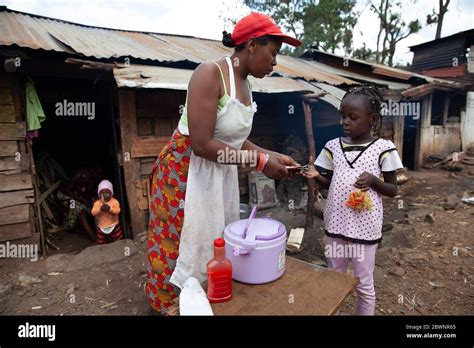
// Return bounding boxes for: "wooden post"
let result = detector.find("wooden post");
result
[118,90,143,236]
[302,93,326,229]
[27,139,46,257]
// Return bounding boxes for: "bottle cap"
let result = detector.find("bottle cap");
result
[214,238,225,247]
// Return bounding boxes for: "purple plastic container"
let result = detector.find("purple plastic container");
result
[223,206,287,284]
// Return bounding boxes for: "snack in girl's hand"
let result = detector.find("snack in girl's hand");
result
[345,189,372,211]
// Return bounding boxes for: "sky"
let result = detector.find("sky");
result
[1,0,473,65]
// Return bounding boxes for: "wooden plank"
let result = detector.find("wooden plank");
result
[29,204,37,235]
[155,118,173,137]
[0,141,18,157]
[0,204,30,225]
[0,190,35,208]
[0,104,16,123]
[137,117,154,136]
[0,169,21,176]
[0,122,26,140]
[137,196,148,211]
[210,257,358,315]
[0,157,21,171]
[19,141,29,171]
[0,174,33,192]
[0,87,14,104]
[140,159,155,177]
[118,90,143,235]
[0,221,32,242]
[12,77,22,123]
[131,137,169,158]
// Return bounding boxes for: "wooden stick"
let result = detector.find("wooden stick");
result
[38,181,60,205]
[27,139,46,257]
[302,96,318,229]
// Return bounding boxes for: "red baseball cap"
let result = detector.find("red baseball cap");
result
[231,12,302,47]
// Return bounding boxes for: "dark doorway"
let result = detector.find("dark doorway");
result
[29,76,130,253]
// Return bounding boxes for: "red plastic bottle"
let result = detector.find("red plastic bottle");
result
[207,238,232,303]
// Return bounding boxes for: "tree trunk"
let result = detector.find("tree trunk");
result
[379,0,390,64]
[375,0,384,63]
[435,0,450,39]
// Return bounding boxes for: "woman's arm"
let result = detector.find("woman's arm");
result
[187,62,241,163]
[241,139,299,167]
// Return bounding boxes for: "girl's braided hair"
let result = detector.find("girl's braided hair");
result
[341,85,385,136]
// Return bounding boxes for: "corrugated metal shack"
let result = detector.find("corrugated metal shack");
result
[0,6,460,246]
[409,29,474,153]
[0,7,358,245]
[302,49,470,170]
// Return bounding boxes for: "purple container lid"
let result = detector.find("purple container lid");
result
[225,218,286,241]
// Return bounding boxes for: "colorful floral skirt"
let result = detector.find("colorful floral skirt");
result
[145,129,191,315]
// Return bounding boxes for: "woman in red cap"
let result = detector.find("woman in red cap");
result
[146,12,302,315]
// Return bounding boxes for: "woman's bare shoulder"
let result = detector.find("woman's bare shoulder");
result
[188,60,224,96]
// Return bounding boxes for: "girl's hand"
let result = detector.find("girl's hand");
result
[354,172,376,190]
[301,164,319,179]
[101,204,110,212]
[262,156,289,180]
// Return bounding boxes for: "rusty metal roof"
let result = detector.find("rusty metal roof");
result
[0,7,355,86]
[300,58,411,90]
[305,49,461,86]
[113,64,344,108]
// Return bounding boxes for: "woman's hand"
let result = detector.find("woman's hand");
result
[354,171,376,190]
[101,204,110,212]
[270,153,300,178]
[262,156,289,180]
[271,152,300,167]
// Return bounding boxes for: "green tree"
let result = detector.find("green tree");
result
[352,43,377,61]
[370,0,421,66]
[244,0,358,56]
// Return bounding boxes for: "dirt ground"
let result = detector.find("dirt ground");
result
[0,168,472,315]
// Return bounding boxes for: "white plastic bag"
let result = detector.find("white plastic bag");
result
[179,277,214,316]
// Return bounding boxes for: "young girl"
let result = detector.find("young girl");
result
[91,180,122,244]
[302,86,404,315]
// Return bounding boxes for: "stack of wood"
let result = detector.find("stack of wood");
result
[34,152,67,246]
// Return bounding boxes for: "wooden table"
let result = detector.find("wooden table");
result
[209,256,358,315]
